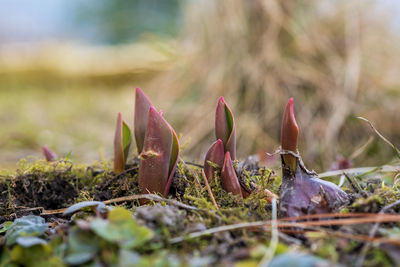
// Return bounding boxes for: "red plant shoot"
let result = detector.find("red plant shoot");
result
[281,97,299,171]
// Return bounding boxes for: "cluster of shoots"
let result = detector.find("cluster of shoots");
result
[107,88,346,215]
[113,88,179,200]
[204,97,243,197]
[42,89,347,217]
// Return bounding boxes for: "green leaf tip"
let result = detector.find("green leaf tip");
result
[215,96,236,160]
[114,112,131,174]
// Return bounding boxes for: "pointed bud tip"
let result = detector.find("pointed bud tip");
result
[216,139,223,144]
[149,106,157,113]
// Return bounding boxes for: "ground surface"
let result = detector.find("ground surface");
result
[0,158,400,267]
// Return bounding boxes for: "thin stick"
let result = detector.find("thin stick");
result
[169,218,400,245]
[355,199,400,267]
[184,161,204,168]
[358,116,400,159]
[201,169,219,210]
[318,165,400,178]
[41,194,203,215]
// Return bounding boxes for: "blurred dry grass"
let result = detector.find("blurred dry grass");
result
[146,0,400,170]
[1,0,400,171]
[0,40,175,168]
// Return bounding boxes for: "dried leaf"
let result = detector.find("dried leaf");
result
[279,158,348,218]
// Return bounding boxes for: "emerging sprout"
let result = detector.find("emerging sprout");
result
[204,97,243,197]
[215,96,236,160]
[134,87,153,153]
[42,145,57,162]
[279,98,348,218]
[221,152,243,197]
[281,97,299,171]
[113,112,132,174]
[204,139,224,182]
[138,107,180,198]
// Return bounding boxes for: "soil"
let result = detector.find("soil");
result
[0,158,399,266]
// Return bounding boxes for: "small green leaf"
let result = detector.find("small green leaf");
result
[65,151,72,161]
[122,121,132,162]
[90,207,153,249]
[10,244,63,267]
[64,227,100,266]
[0,221,13,234]
[5,215,48,246]
[224,105,234,134]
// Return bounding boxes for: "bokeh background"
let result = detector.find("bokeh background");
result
[1,0,400,171]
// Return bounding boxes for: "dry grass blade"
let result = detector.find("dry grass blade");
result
[278,215,400,227]
[201,169,219,210]
[278,212,389,222]
[355,199,400,267]
[170,212,400,245]
[318,165,400,178]
[358,116,400,160]
[41,194,204,215]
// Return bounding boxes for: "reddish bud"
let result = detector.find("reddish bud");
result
[281,98,299,171]
[215,97,236,160]
[134,87,154,153]
[221,152,242,197]
[138,107,180,198]
[42,146,57,162]
[204,139,225,182]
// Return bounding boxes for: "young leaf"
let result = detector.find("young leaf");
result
[5,215,48,246]
[281,98,299,171]
[165,125,180,196]
[221,152,242,197]
[42,146,57,162]
[139,107,178,197]
[134,87,153,153]
[114,112,125,174]
[122,121,132,162]
[204,139,224,182]
[215,96,236,160]
[90,207,153,249]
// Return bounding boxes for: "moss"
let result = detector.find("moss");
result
[2,157,400,266]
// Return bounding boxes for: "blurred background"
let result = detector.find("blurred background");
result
[1,0,400,171]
